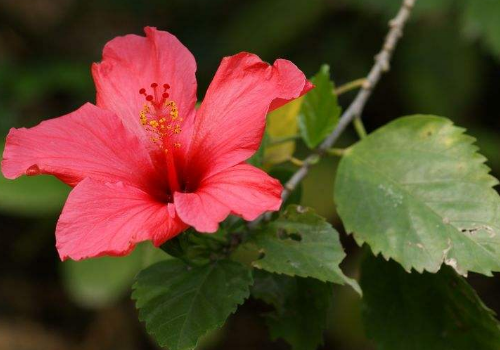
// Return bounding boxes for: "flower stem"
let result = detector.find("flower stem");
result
[334,78,368,96]
[326,148,346,157]
[288,156,305,167]
[353,117,367,139]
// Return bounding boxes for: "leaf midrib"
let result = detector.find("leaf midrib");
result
[175,262,217,350]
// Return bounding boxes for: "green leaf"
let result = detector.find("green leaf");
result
[61,242,168,309]
[264,97,302,166]
[361,253,500,350]
[161,227,229,266]
[252,270,333,350]
[299,64,341,149]
[247,205,360,293]
[335,116,500,276]
[132,259,252,350]
[463,0,500,60]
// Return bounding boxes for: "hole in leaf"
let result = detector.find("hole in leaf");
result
[287,233,302,242]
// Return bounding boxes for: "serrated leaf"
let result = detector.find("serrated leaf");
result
[132,259,252,350]
[299,64,340,149]
[335,116,500,276]
[247,205,360,293]
[252,270,332,350]
[61,242,167,309]
[361,254,500,350]
[264,97,302,165]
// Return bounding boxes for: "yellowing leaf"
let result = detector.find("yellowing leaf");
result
[264,97,303,165]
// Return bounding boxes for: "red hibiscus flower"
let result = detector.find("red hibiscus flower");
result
[1,27,312,261]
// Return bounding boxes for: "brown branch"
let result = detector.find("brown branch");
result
[281,0,416,202]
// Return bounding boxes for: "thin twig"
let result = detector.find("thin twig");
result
[280,0,416,202]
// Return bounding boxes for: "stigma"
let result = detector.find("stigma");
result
[138,83,183,147]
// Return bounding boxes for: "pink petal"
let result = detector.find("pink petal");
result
[1,103,164,196]
[92,27,197,153]
[56,178,187,261]
[174,163,282,233]
[185,52,311,184]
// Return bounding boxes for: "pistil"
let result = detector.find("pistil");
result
[138,82,184,193]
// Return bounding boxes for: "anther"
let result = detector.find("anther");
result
[139,88,146,95]
[151,83,158,88]
[163,92,169,99]
[146,95,154,101]
[163,84,170,90]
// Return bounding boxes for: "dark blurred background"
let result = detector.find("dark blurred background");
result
[1,0,500,349]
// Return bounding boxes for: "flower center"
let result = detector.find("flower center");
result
[138,83,183,149]
[139,83,183,193]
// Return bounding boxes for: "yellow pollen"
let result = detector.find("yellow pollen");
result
[139,87,182,149]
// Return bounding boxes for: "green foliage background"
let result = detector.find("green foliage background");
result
[1,0,500,349]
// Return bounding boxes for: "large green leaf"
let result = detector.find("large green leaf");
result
[246,205,360,293]
[361,254,500,350]
[252,270,333,350]
[299,64,341,149]
[132,259,252,350]
[335,116,500,276]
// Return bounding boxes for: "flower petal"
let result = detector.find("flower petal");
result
[174,163,282,232]
[56,178,187,261]
[92,27,197,151]
[1,103,163,195]
[185,52,311,183]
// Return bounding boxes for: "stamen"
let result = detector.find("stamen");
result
[138,82,182,193]
[137,82,183,149]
